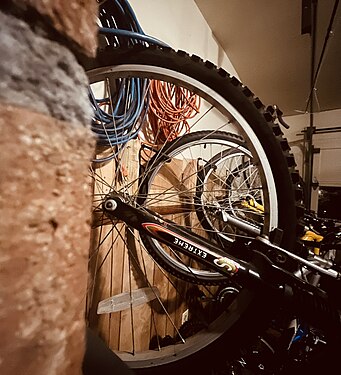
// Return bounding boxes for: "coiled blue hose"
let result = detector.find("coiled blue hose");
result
[90,0,167,162]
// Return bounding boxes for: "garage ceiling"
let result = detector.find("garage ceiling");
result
[195,0,341,116]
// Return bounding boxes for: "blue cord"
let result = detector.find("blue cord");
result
[98,28,168,47]
[91,0,167,162]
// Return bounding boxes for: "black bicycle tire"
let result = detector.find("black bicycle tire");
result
[83,45,303,250]
[82,45,303,373]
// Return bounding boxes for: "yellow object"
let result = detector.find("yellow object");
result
[301,230,324,255]
[241,197,264,213]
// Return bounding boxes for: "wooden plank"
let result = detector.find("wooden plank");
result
[117,140,153,353]
[149,263,168,344]
[88,160,116,345]
[107,223,125,350]
[131,238,156,351]
[89,140,211,353]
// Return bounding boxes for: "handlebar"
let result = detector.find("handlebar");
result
[267,105,290,129]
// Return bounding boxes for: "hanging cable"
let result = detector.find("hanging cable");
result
[97,0,168,47]
[142,80,201,145]
[91,0,153,163]
[91,1,200,163]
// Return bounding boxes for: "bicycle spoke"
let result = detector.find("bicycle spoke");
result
[83,43,300,369]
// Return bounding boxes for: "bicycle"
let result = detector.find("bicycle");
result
[81,1,341,374]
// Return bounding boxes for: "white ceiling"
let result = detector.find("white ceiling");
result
[195,0,341,116]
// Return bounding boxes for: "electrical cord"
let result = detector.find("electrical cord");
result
[90,0,152,162]
[142,80,201,145]
[91,0,201,163]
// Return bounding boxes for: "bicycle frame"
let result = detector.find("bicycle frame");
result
[103,194,258,280]
[102,194,340,294]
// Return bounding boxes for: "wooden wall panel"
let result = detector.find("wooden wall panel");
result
[88,145,203,353]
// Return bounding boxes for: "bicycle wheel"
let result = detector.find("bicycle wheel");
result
[83,45,302,373]
[139,131,262,283]
[195,149,264,242]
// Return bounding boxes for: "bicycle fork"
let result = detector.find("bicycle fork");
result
[101,193,341,337]
[102,193,262,283]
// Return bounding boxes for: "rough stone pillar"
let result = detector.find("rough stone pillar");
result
[0,2,98,374]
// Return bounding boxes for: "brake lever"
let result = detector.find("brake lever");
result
[267,105,290,129]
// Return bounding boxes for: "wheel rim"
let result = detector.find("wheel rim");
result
[88,64,278,232]
[141,135,263,281]
[85,62,280,369]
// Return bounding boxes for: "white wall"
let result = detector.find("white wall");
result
[129,0,239,78]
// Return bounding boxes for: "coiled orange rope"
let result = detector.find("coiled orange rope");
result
[142,80,201,145]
